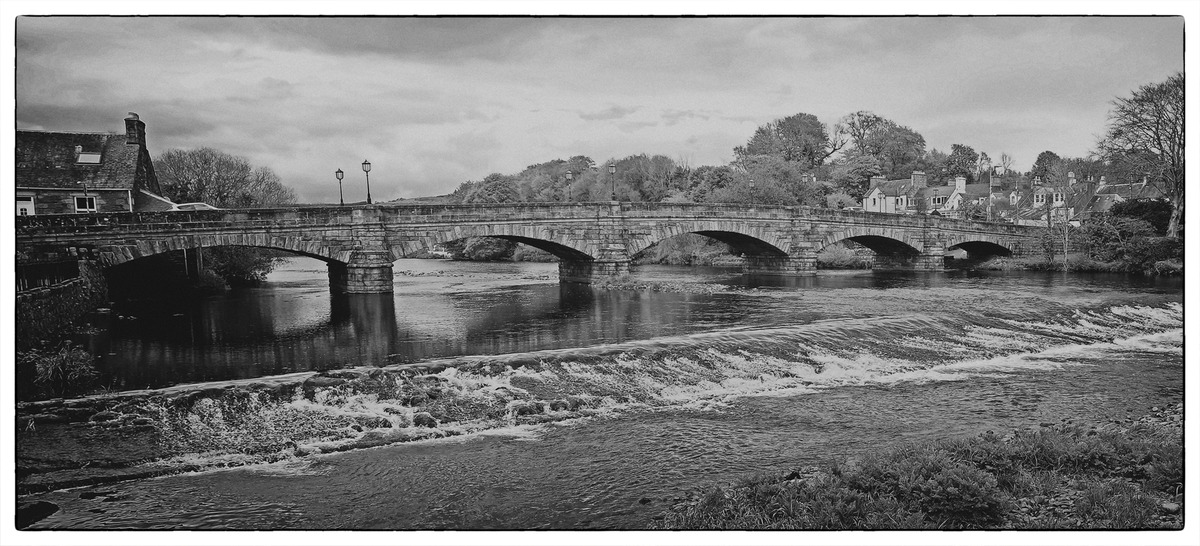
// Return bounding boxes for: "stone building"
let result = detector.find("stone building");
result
[15,113,175,215]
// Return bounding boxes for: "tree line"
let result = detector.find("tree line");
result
[450,71,1182,242]
[144,73,1182,271]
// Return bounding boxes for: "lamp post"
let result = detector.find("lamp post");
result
[748,177,755,203]
[608,163,616,201]
[565,170,573,202]
[335,169,345,206]
[362,160,372,205]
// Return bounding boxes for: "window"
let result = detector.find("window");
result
[17,195,34,216]
[932,196,947,206]
[872,198,877,207]
[75,152,102,165]
[74,196,97,213]
[1053,193,1063,204]
[1034,194,1045,205]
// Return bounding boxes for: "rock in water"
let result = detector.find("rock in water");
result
[16,501,59,529]
[412,412,438,428]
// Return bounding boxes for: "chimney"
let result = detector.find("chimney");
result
[74,145,82,158]
[1099,175,1106,185]
[910,170,927,188]
[1068,171,1076,186]
[954,176,966,193]
[869,175,887,190]
[124,112,145,146]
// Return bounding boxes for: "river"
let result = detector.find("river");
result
[22,257,1184,529]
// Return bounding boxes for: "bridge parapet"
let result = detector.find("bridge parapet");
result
[17,202,1044,292]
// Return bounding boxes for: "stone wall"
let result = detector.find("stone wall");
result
[21,189,132,215]
[16,261,108,350]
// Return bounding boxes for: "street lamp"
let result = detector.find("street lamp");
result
[749,178,755,203]
[335,169,345,206]
[608,163,616,201]
[361,160,372,205]
[565,170,573,201]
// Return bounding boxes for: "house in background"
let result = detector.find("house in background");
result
[16,113,175,215]
[862,171,997,218]
[1003,172,1097,226]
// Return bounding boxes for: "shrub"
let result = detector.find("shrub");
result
[18,343,100,398]
[816,245,872,269]
[1109,199,1174,236]
[855,445,1008,527]
[443,237,517,261]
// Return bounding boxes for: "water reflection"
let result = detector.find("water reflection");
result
[95,259,1182,391]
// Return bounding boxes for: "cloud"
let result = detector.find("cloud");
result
[13,16,1184,203]
[661,109,713,126]
[618,120,658,133]
[579,105,639,121]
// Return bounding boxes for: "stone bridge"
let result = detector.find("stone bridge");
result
[15,202,1042,293]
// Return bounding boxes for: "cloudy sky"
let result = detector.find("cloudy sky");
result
[14,14,1184,204]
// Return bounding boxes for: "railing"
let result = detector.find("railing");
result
[17,260,80,292]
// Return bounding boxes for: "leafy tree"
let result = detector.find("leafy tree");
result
[734,112,845,167]
[840,112,926,178]
[916,148,951,185]
[459,173,520,204]
[826,191,859,209]
[945,144,979,183]
[1096,73,1185,238]
[829,152,883,198]
[841,111,889,151]
[1030,151,1061,183]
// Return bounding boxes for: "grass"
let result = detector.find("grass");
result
[653,415,1183,530]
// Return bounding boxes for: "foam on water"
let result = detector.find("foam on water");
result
[147,302,1181,470]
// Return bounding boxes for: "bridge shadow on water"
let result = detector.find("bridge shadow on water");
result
[88,275,744,391]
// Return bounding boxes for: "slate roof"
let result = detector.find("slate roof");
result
[16,129,159,193]
[870,179,917,197]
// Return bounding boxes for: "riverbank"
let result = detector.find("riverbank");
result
[977,255,1183,276]
[652,403,1183,530]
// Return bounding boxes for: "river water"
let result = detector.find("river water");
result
[26,258,1183,529]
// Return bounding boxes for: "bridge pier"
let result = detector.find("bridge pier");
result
[744,254,816,276]
[328,250,394,294]
[558,259,631,283]
[913,252,946,272]
[872,252,945,272]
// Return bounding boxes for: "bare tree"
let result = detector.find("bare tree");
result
[1096,73,1184,238]
[999,153,1014,174]
[156,148,296,208]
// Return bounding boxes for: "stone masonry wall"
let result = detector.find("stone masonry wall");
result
[16,261,109,350]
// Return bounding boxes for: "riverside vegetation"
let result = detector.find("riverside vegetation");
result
[653,404,1183,530]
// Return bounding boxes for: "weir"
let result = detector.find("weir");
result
[15,202,1039,293]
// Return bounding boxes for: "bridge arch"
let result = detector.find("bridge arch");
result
[943,235,1015,259]
[626,221,791,258]
[391,223,597,262]
[817,226,925,255]
[95,232,347,269]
